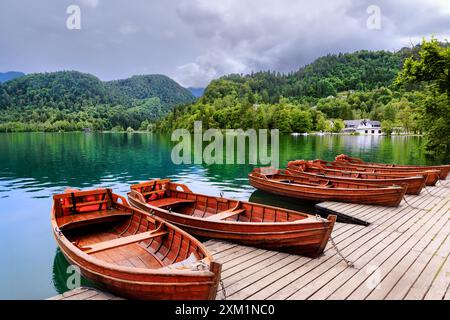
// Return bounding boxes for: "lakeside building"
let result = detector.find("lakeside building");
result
[342,119,382,135]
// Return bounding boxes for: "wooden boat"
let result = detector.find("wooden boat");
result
[51,188,221,300]
[335,154,450,180]
[309,159,440,186]
[287,160,427,195]
[249,168,407,207]
[127,179,336,258]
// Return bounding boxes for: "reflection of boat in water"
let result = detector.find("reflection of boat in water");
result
[52,248,94,295]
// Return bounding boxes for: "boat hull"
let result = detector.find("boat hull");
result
[127,180,336,259]
[336,154,450,179]
[287,164,427,195]
[248,171,406,207]
[51,189,220,300]
[311,160,440,186]
[54,233,220,300]
[128,197,335,258]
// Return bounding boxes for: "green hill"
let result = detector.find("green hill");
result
[157,47,432,134]
[106,74,195,106]
[0,71,195,132]
[202,50,404,104]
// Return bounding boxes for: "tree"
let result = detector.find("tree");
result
[396,38,450,156]
[381,120,394,135]
[332,119,345,133]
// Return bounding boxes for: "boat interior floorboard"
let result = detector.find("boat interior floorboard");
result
[73,230,164,269]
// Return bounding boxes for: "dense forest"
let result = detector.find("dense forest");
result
[0,72,195,132]
[158,49,421,132]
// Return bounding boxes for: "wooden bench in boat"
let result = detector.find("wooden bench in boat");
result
[205,208,246,221]
[148,197,195,208]
[57,209,132,230]
[80,230,168,254]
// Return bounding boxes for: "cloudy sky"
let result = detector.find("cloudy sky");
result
[0,0,449,87]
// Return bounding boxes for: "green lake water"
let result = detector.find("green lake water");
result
[0,132,446,299]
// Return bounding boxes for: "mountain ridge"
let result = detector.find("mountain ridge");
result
[0,71,25,83]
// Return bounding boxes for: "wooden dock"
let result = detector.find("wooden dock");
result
[49,178,449,300]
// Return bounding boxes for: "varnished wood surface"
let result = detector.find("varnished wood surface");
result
[287,161,427,195]
[249,168,407,206]
[310,159,441,186]
[335,154,450,179]
[51,188,221,300]
[128,179,337,258]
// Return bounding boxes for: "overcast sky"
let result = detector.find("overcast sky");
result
[0,0,449,87]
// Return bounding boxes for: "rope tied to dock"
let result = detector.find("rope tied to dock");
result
[317,215,354,268]
[424,186,444,198]
[436,180,450,188]
[402,196,426,211]
[220,279,227,300]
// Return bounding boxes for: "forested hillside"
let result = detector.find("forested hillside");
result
[158,49,414,132]
[0,71,195,132]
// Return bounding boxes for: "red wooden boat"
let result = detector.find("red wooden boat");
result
[249,168,407,207]
[127,179,336,258]
[287,160,427,195]
[51,188,221,300]
[310,159,440,186]
[335,154,450,180]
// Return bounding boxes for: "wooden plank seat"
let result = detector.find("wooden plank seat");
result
[57,209,132,230]
[148,197,195,208]
[80,230,168,254]
[205,208,246,221]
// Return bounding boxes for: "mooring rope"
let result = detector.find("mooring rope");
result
[424,186,444,198]
[318,215,354,268]
[402,195,426,211]
[220,279,227,300]
[436,180,450,188]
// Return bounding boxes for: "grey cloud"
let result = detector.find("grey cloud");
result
[0,0,448,88]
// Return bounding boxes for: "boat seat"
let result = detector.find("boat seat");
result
[148,197,195,208]
[205,208,246,221]
[80,230,168,254]
[57,209,132,230]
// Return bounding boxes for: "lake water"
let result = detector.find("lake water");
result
[0,132,446,299]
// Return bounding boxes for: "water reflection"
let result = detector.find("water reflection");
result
[52,249,95,295]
